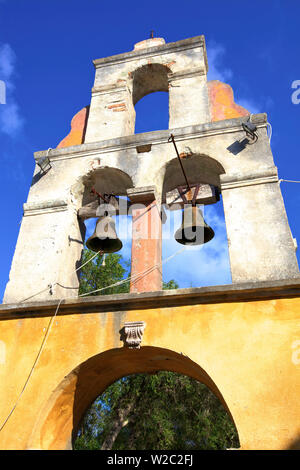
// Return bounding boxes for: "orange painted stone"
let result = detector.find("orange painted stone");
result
[130,200,162,293]
[207,80,249,122]
[57,106,89,148]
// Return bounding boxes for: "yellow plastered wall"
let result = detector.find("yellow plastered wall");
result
[0,296,299,450]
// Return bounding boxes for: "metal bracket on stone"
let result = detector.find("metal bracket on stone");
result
[121,321,146,349]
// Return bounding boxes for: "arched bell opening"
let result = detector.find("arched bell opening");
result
[81,166,134,206]
[79,212,132,297]
[32,347,240,450]
[74,167,134,295]
[132,63,171,106]
[162,153,225,198]
[161,154,232,288]
[131,63,171,134]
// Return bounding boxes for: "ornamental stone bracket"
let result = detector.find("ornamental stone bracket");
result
[121,321,146,349]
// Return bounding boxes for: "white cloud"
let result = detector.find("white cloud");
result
[206,41,273,116]
[162,204,232,288]
[0,43,15,81]
[0,101,23,134]
[235,98,260,115]
[206,42,233,83]
[236,95,274,116]
[0,43,24,136]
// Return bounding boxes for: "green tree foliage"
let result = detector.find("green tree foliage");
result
[162,279,179,290]
[78,248,179,296]
[75,248,239,450]
[78,249,130,296]
[74,372,239,450]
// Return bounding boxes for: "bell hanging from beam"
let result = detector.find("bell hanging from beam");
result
[175,204,214,246]
[86,213,123,253]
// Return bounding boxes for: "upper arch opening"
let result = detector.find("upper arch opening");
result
[162,153,226,203]
[132,63,171,106]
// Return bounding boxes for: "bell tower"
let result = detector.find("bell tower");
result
[1,34,300,452]
[3,34,299,303]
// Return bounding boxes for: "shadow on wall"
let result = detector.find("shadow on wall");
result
[288,435,300,450]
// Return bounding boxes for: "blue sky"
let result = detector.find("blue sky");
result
[0,0,300,299]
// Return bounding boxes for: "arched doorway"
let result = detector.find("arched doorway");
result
[33,346,240,450]
[74,370,240,450]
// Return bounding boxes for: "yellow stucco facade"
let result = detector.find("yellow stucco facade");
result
[0,282,299,450]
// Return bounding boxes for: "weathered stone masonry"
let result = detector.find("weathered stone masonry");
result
[0,35,299,451]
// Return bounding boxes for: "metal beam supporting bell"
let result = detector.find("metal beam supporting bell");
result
[174,204,214,246]
[86,214,123,253]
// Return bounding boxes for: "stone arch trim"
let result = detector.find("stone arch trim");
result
[70,165,134,210]
[161,153,226,203]
[29,346,239,450]
[131,63,172,106]
[85,35,209,143]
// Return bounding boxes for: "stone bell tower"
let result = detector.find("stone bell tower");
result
[1,35,300,452]
[3,34,299,303]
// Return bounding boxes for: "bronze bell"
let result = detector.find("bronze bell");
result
[86,214,123,253]
[175,204,214,246]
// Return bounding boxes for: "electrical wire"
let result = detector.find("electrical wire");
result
[0,245,186,432]
[17,285,58,304]
[17,250,101,304]
[279,179,300,184]
[267,122,272,144]
[74,250,100,272]
[250,113,272,144]
[2,169,297,430]
[0,299,63,433]
[79,246,186,297]
[0,250,102,432]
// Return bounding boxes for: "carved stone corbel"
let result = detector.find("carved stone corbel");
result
[122,321,146,349]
